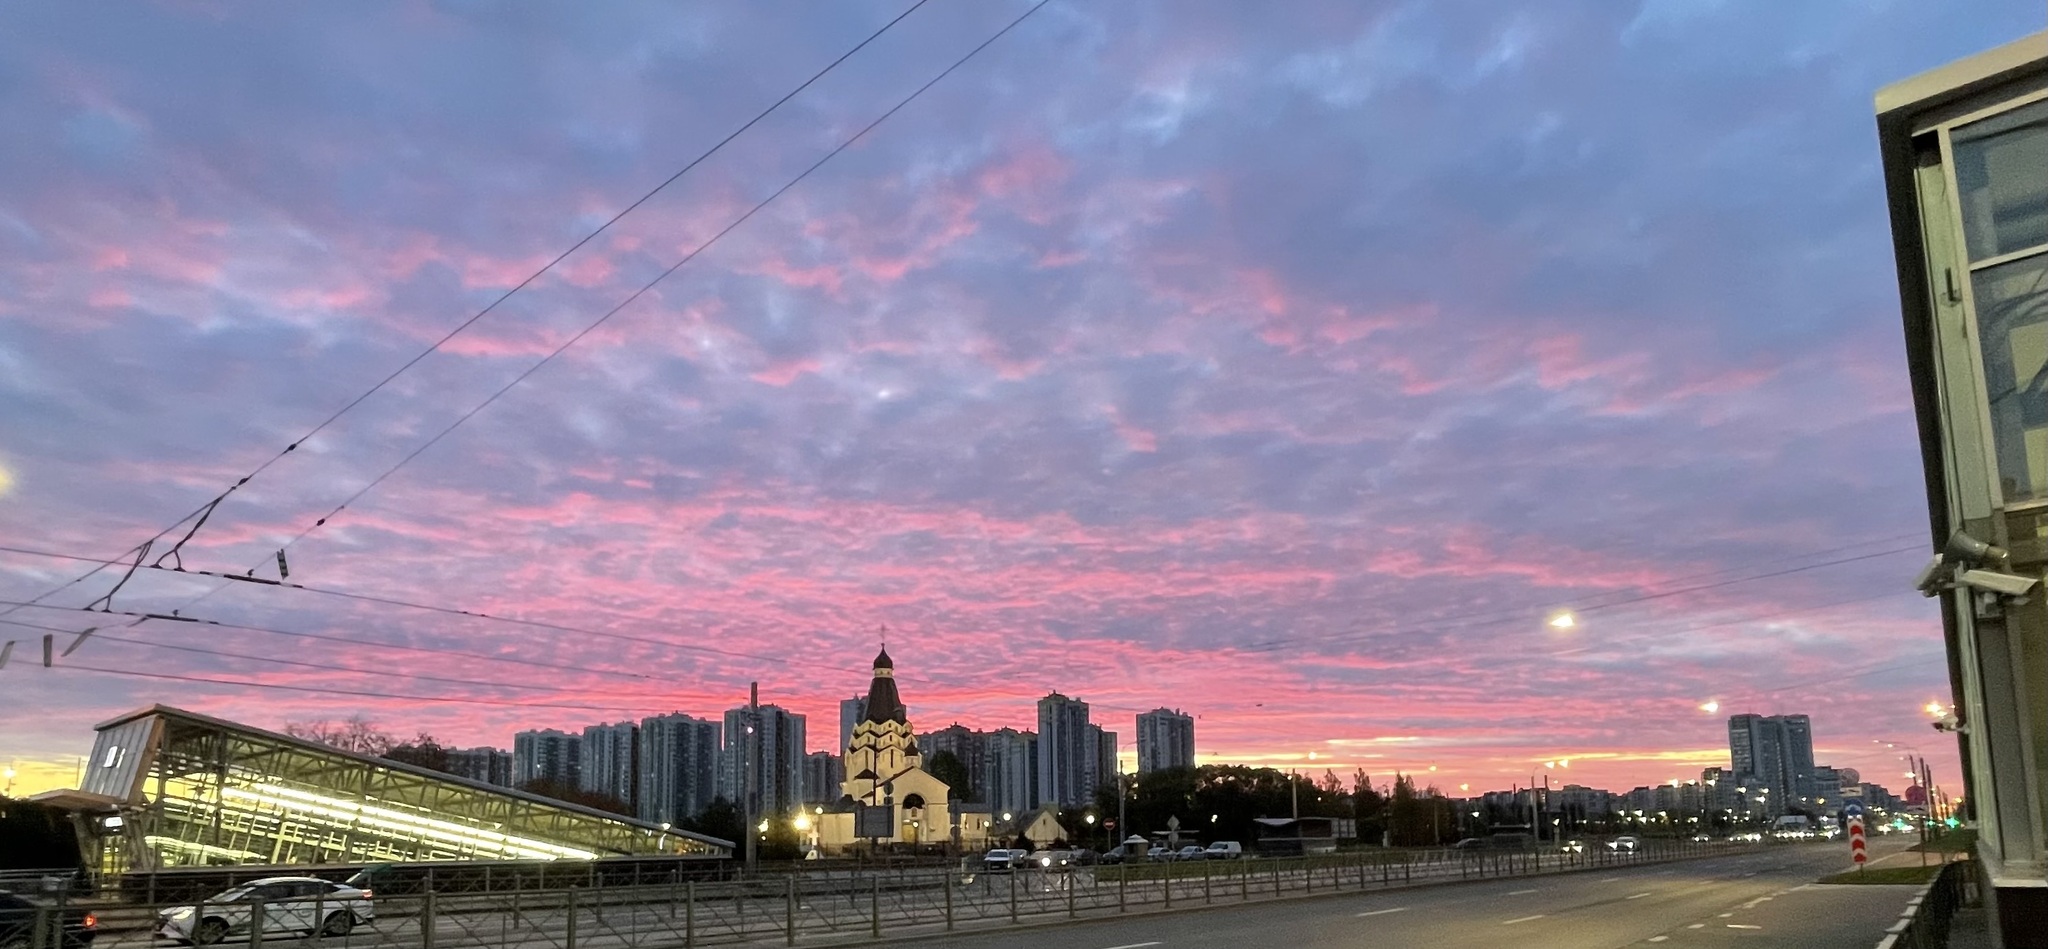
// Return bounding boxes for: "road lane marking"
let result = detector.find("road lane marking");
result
[1509,889,1539,895]
[1102,943,1163,949]
[1627,892,1650,899]
[1717,912,1734,917]
[1687,923,1706,929]
[1601,877,1622,882]
[1649,937,1670,943]
[1502,915,1546,925]
[1727,924,1763,930]
[1355,908,1407,917]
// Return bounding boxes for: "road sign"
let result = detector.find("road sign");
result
[1848,818,1867,865]
[1843,801,1865,820]
[1104,819,1116,831]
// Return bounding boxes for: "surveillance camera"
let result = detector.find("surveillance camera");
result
[1912,554,1946,597]
[1945,530,2010,568]
[1956,568,2039,598]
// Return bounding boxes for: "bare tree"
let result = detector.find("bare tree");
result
[284,715,395,756]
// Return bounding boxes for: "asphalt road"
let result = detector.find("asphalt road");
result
[884,836,1922,949]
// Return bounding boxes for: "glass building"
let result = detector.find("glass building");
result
[1877,30,2047,948]
[76,705,731,873]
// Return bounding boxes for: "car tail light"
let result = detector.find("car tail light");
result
[83,914,99,929]
[360,889,373,899]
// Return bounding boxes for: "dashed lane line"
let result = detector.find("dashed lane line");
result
[1102,943,1163,949]
[1727,924,1763,930]
[1355,908,1407,917]
[1502,915,1546,925]
[1509,889,1539,895]
[1649,937,1670,943]
[1627,892,1651,899]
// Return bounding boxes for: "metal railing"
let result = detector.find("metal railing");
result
[15,839,1749,949]
[1878,858,1978,949]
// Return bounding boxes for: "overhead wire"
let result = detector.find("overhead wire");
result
[180,0,1058,616]
[2,0,935,626]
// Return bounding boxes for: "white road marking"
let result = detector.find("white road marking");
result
[1355,908,1407,917]
[1649,937,1670,943]
[1102,943,1163,949]
[1502,915,1546,925]
[1509,889,1539,895]
[1601,877,1623,882]
[1717,912,1734,917]
[1688,923,1706,929]
[1627,892,1650,899]
[1727,924,1763,930]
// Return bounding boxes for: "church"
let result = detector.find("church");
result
[813,647,987,851]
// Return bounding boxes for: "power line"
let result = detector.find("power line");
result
[0,615,667,698]
[0,599,672,684]
[5,0,935,625]
[47,662,700,715]
[184,0,1057,607]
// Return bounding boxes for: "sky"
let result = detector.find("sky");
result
[2,0,2037,802]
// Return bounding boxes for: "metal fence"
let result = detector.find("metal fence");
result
[10,839,1746,949]
[1877,858,1978,949]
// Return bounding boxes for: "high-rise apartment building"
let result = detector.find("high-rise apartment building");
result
[445,746,514,787]
[637,712,720,826]
[512,729,582,788]
[984,727,1038,817]
[580,721,639,809]
[838,697,866,757]
[919,724,988,801]
[1084,724,1117,798]
[801,751,841,805]
[1136,708,1195,773]
[721,704,808,819]
[1037,693,1093,808]
[1726,713,1816,815]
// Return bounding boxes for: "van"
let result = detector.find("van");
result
[1204,841,1244,859]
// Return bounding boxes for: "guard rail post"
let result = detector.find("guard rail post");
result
[1007,867,1018,923]
[945,872,955,930]
[871,878,881,939]
[1205,858,1213,904]
[684,882,695,948]
[249,900,266,949]
[1119,867,1127,913]
[563,889,576,949]
[785,877,796,947]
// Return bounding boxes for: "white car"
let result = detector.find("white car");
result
[1606,835,1641,852]
[156,877,374,945]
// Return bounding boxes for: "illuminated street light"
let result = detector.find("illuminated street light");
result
[793,814,811,831]
[1924,702,1948,716]
[1548,612,1577,630]
[1700,701,1720,714]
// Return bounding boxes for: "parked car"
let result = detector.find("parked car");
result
[1558,838,1585,854]
[0,891,98,949]
[156,877,374,945]
[1070,848,1101,865]
[1175,845,1209,860]
[1146,845,1178,862]
[1204,841,1244,859]
[1451,837,1487,851]
[982,849,1028,873]
[1607,836,1641,852]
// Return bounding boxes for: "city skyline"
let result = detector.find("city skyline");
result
[6,0,2030,801]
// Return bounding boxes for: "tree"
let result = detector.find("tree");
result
[683,797,743,845]
[285,716,395,756]
[926,750,973,801]
[384,732,450,773]
[518,778,631,816]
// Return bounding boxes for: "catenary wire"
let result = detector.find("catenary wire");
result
[0,0,934,624]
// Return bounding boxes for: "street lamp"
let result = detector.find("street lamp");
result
[1699,700,1720,714]
[1548,612,1576,629]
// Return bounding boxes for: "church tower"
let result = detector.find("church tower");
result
[835,646,952,844]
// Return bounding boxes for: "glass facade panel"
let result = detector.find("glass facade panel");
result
[1954,99,2048,261]
[1970,251,2048,504]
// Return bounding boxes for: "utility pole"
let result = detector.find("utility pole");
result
[1291,769,1300,821]
[745,681,759,872]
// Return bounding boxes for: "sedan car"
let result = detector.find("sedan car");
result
[981,849,1029,873]
[1175,845,1209,860]
[1030,850,1074,870]
[1606,835,1641,852]
[0,891,97,949]
[156,878,373,945]
[1558,838,1585,854]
